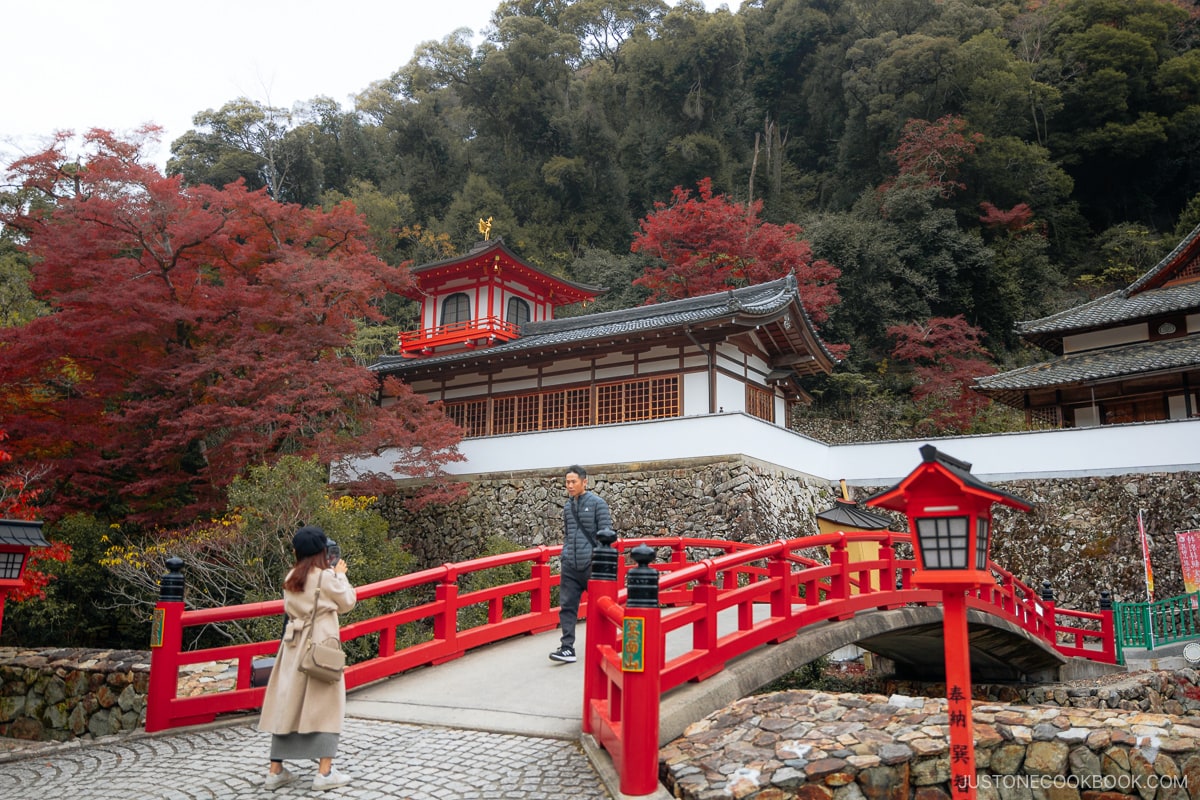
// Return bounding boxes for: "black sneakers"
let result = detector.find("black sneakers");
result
[549,646,577,663]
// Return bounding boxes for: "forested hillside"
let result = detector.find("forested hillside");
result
[3,0,1199,648]
[166,0,1200,380]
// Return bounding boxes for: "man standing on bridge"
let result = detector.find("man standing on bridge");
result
[550,465,613,664]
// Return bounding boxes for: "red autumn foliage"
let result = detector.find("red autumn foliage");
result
[631,178,842,324]
[0,129,464,526]
[886,116,983,198]
[979,201,1035,233]
[0,429,70,602]
[887,316,997,433]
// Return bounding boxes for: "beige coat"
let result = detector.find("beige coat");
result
[258,567,357,736]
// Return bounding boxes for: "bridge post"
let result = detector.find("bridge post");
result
[622,544,662,797]
[145,557,185,733]
[829,535,850,603]
[582,530,619,738]
[1099,590,1117,663]
[1040,580,1057,641]
[434,564,460,658]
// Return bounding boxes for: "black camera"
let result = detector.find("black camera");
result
[325,539,341,567]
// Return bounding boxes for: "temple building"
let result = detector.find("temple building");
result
[370,235,839,436]
[974,222,1200,427]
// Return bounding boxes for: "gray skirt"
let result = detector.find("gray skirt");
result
[270,731,340,760]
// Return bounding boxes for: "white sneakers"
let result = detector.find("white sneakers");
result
[264,766,295,790]
[312,766,353,791]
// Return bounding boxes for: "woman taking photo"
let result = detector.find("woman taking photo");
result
[259,525,356,791]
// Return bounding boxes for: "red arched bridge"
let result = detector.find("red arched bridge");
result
[145,531,1117,797]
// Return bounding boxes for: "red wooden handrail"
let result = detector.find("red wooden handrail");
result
[147,530,1117,797]
[581,531,1117,796]
[146,537,700,732]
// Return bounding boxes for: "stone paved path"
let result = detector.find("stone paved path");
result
[0,716,611,799]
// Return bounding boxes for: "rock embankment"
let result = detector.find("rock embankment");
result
[661,678,1200,799]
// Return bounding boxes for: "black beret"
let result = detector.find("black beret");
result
[292,525,328,558]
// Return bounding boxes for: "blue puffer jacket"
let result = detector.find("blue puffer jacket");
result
[562,490,613,571]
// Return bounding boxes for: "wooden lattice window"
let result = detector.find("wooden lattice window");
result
[514,394,540,432]
[443,376,679,438]
[492,396,517,435]
[541,387,591,430]
[565,387,592,427]
[645,376,680,420]
[444,399,489,438]
[1027,406,1060,429]
[1170,254,1200,284]
[596,376,680,425]
[747,385,775,422]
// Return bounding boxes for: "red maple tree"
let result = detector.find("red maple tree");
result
[885,115,983,198]
[0,429,70,602]
[0,129,464,525]
[886,315,997,433]
[631,178,841,323]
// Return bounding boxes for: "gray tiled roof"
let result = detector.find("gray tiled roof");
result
[975,335,1200,394]
[372,275,838,374]
[1016,282,1200,338]
[1017,221,1200,340]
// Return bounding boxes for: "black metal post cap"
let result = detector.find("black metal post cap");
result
[1041,579,1055,602]
[159,557,185,602]
[592,529,619,582]
[626,544,659,608]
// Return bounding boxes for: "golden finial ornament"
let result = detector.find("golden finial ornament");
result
[478,217,493,240]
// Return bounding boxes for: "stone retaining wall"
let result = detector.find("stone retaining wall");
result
[0,648,149,742]
[889,671,1200,718]
[375,456,831,568]
[661,676,1200,800]
[378,458,1200,611]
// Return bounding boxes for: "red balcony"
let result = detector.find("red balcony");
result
[398,316,521,356]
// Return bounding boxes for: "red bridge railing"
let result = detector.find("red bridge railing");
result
[582,531,1116,796]
[145,532,1115,796]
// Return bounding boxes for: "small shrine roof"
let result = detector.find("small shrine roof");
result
[816,498,893,530]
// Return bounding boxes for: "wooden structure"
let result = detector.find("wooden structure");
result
[395,237,601,357]
[975,223,1200,427]
[373,238,840,434]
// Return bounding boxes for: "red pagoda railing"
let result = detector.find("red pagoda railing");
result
[398,316,520,355]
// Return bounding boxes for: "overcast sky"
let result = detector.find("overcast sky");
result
[3,0,717,171]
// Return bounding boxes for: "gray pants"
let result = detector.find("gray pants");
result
[558,562,591,649]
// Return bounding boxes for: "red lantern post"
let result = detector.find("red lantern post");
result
[866,445,1031,798]
[0,520,49,638]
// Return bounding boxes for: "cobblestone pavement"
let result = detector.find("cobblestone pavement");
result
[0,717,612,799]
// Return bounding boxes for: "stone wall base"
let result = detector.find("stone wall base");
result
[0,648,149,743]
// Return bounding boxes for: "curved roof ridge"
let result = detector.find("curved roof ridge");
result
[1127,220,1200,295]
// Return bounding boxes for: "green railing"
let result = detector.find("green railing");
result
[1113,591,1200,662]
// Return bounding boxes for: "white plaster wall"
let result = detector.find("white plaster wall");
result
[715,372,743,414]
[1063,323,1147,353]
[336,414,1200,486]
[683,373,709,416]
